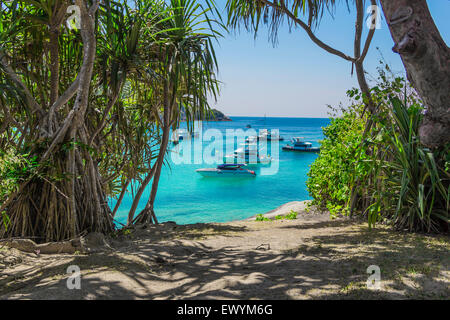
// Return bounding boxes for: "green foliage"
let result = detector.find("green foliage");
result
[308,65,449,232]
[0,150,37,201]
[0,0,224,240]
[0,149,37,230]
[362,97,449,232]
[285,210,298,220]
[255,214,270,221]
[307,102,366,218]
[256,210,298,221]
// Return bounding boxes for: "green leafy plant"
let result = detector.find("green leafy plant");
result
[285,210,298,220]
[362,97,449,232]
[308,65,449,233]
[255,214,270,221]
[0,149,39,230]
[307,101,367,218]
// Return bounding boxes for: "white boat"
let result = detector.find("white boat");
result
[282,137,320,152]
[245,136,258,144]
[224,145,271,165]
[257,129,284,141]
[196,164,256,177]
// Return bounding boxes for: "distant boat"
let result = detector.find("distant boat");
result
[245,136,258,144]
[196,164,256,177]
[224,143,271,165]
[258,129,284,141]
[282,137,320,152]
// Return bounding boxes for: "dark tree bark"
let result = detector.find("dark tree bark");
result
[379,0,450,148]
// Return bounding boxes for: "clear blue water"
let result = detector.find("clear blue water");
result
[111,117,329,225]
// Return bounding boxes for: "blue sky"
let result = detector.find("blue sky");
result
[208,0,450,118]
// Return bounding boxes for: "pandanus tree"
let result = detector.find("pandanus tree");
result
[128,0,222,225]
[0,0,222,241]
[0,0,113,241]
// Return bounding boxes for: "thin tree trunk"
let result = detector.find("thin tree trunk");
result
[139,119,171,224]
[354,0,376,113]
[112,180,130,218]
[126,165,157,225]
[379,0,450,148]
[134,80,173,225]
[49,30,60,109]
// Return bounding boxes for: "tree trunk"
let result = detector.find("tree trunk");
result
[0,0,114,242]
[133,80,172,225]
[379,0,450,148]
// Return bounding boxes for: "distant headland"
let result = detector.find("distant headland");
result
[180,108,232,121]
[209,109,232,121]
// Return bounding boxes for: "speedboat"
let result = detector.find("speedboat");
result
[257,129,284,141]
[224,144,271,165]
[196,164,256,177]
[282,137,320,152]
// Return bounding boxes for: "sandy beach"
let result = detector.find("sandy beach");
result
[1,203,449,300]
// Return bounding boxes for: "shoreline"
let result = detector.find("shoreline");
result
[244,200,312,221]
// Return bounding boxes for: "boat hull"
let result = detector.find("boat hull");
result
[196,168,256,177]
[282,145,320,152]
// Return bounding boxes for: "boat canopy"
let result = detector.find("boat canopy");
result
[217,164,245,169]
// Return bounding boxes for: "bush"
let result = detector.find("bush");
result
[255,214,270,221]
[307,68,449,232]
[306,102,367,218]
[0,149,38,230]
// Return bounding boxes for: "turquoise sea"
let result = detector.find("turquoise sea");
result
[111,117,330,225]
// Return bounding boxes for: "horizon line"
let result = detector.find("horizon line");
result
[226,115,330,119]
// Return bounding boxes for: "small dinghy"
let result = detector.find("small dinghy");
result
[196,164,256,177]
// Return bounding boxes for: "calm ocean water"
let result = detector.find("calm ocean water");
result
[111,116,330,225]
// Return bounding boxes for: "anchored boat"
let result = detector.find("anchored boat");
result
[196,164,256,177]
[224,143,271,165]
[282,137,320,152]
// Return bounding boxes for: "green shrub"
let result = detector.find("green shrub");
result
[285,210,298,220]
[255,214,270,221]
[256,210,298,221]
[306,102,367,218]
[0,149,38,230]
[362,97,449,232]
[307,66,449,232]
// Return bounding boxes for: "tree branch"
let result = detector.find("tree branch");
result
[0,54,45,117]
[259,0,356,62]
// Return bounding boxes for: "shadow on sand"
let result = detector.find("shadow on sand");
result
[1,220,448,300]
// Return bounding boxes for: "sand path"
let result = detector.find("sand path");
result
[1,209,449,299]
